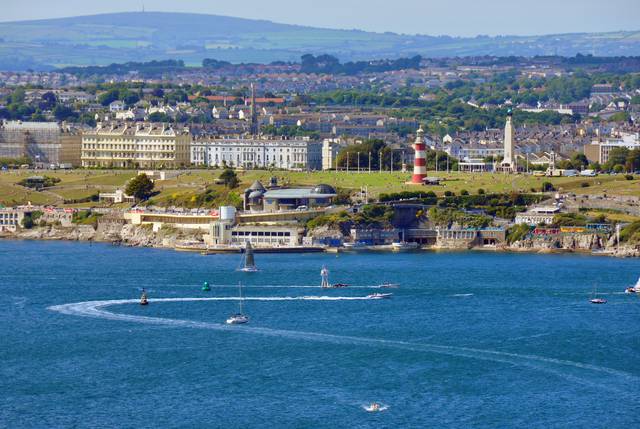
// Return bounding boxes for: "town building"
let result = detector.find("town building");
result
[0,208,24,232]
[514,206,560,225]
[81,123,191,168]
[0,121,82,165]
[583,133,640,164]
[190,136,322,170]
[322,139,344,170]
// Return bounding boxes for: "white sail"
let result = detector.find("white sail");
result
[320,266,329,288]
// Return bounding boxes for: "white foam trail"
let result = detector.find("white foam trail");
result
[178,285,381,289]
[48,297,639,396]
[451,293,474,297]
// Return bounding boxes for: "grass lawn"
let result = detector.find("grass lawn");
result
[1,169,637,207]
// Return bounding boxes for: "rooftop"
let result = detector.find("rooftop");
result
[263,188,336,199]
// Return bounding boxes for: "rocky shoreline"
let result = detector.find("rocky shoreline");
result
[1,224,638,257]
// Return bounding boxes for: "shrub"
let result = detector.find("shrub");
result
[581,182,590,188]
[541,182,555,192]
[507,223,532,244]
[477,188,485,195]
[625,174,634,181]
[460,189,469,196]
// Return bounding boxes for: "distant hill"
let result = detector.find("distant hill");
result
[0,12,639,70]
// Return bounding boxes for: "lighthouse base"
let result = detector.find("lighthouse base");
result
[411,174,425,184]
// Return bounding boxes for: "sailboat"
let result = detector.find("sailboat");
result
[590,285,607,304]
[625,277,640,294]
[238,242,259,272]
[226,282,249,324]
[320,265,348,288]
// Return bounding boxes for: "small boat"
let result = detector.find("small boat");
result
[140,289,149,306]
[331,283,349,288]
[367,293,393,299]
[343,242,368,251]
[202,281,211,292]
[378,282,399,289]
[391,230,419,251]
[238,242,259,272]
[226,282,249,325]
[364,402,387,412]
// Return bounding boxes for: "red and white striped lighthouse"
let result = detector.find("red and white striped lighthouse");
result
[412,127,427,184]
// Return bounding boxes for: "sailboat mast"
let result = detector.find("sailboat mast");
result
[239,282,243,314]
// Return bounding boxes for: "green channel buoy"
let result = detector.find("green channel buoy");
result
[202,281,211,292]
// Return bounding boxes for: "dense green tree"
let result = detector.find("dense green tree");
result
[125,174,155,201]
[605,147,630,171]
[219,168,239,188]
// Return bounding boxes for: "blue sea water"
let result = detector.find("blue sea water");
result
[1,240,639,428]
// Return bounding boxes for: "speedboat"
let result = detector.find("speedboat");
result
[331,283,349,288]
[226,314,249,324]
[367,293,393,300]
[378,283,399,289]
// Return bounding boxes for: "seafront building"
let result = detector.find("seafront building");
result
[81,123,191,168]
[0,121,82,166]
[190,136,322,170]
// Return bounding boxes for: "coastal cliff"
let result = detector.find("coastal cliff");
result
[1,221,203,249]
[508,233,639,257]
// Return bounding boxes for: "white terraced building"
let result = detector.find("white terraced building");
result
[81,123,191,168]
[191,137,322,170]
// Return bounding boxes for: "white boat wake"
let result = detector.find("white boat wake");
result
[48,297,639,397]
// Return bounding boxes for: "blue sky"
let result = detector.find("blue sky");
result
[2,0,638,36]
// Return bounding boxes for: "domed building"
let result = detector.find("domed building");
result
[243,180,267,211]
[242,181,337,213]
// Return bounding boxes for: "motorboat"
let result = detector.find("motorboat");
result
[331,283,349,288]
[391,241,419,251]
[140,289,149,306]
[226,282,249,325]
[343,242,368,250]
[378,283,399,289]
[367,293,393,300]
